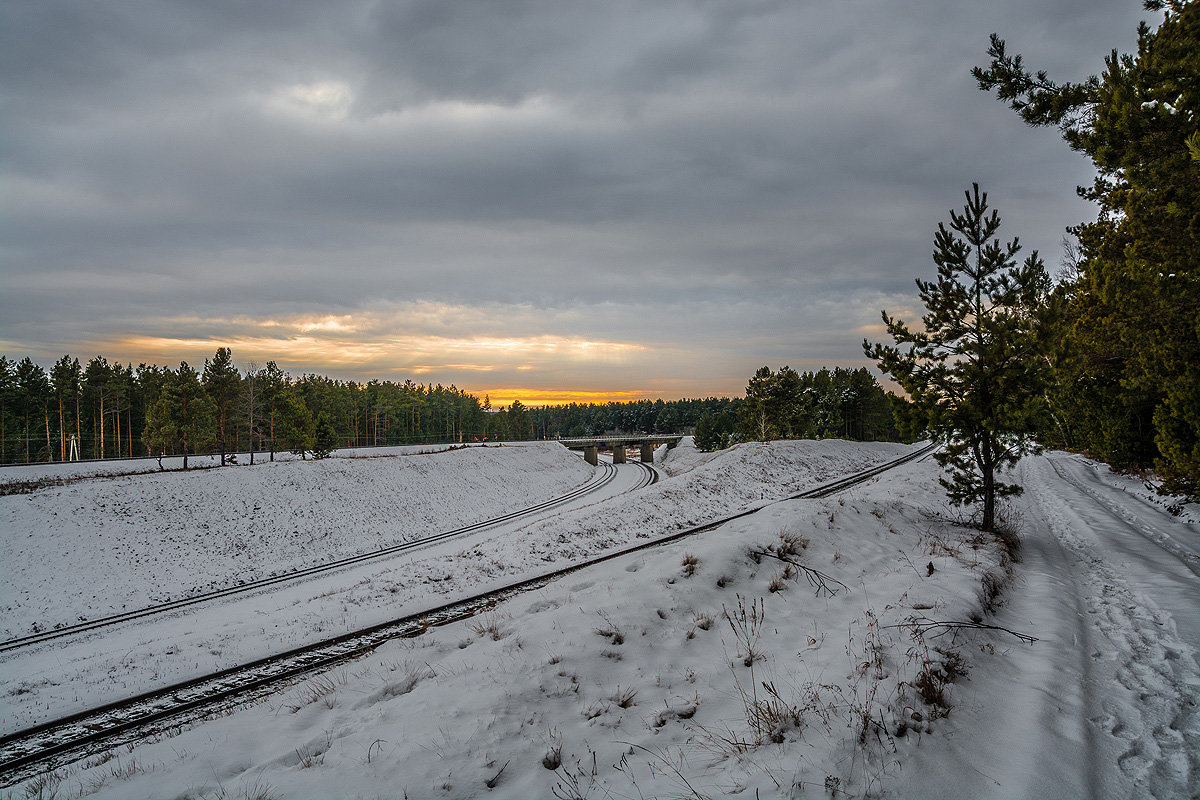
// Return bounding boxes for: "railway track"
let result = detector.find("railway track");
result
[0,443,928,787]
[0,461,620,654]
[632,459,659,489]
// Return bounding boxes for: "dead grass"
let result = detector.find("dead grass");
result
[594,611,625,645]
[469,611,507,641]
[542,728,563,770]
[283,674,340,713]
[767,564,796,593]
[722,594,765,667]
[609,685,639,709]
[772,528,810,558]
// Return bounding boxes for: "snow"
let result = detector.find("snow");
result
[891,451,1199,799]
[4,440,1197,799]
[0,443,593,638]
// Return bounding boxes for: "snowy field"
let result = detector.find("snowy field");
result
[0,439,912,735]
[0,443,593,638]
[4,439,1197,799]
[0,442,466,483]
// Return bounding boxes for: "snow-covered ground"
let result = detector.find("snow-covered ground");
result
[0,442,465,483]
[0,439,909,735]
[4,440,1197,799]
[0,443,593,638]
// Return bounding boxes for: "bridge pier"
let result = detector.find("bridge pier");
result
[612,444,627,464]
[583,445,599,466]
[640,442,654,463]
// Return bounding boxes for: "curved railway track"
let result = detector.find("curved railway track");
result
[0,444,927,786]
[0,460,625,655]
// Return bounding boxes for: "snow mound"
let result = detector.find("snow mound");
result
[510,438,917,562]
[655,435,719,476]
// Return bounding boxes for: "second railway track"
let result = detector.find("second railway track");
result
[0,444,929,787]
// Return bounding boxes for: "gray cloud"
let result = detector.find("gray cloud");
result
[1,0,1149,398]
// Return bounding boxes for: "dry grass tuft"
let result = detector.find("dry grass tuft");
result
[609,685,639,709]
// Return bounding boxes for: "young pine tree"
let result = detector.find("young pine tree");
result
[144,363,218,469]
[865,185,1052,531]
[203,347,241,465]
[309,410,339,459]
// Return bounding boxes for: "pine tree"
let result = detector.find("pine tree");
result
[865,185,1052,531]
[310,411,339,459]
[50,356,82,462]
[277,386,315,458]
[738,367,779,442]
[144,362,217,469]
[14,358,51,463]
[0,356,14,464]
[203,347,241,465]
[507,400,531,441]
[693,411,719,451]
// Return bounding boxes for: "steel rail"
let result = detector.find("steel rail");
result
[0,443,931,786]
[0,462,619,654]
[631,460,660,489]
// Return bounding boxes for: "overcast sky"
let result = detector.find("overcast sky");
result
[1,1,1149,404]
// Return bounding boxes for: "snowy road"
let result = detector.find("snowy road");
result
[898,450,1199,799]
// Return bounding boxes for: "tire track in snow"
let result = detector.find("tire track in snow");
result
[1023,455,1198,798]
[1045,454,1200,579]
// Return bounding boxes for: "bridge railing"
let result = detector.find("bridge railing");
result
[555,434,684,447]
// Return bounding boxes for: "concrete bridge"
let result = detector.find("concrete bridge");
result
[557,435,684,466]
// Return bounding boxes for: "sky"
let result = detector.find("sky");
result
[1,0,1150,406]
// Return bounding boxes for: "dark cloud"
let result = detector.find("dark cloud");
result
[0,0,1149,397]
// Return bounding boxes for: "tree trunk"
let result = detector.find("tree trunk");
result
[58,398,65,461]
[248,389,255,466]
[982,470,995,531]
[99,392,105,460]
[981,433,996,532]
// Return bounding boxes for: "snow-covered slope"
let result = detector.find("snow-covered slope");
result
[505,437,915,562]
[11,443,1193,800]
[0,443,593,637]
[30,445,1013,800]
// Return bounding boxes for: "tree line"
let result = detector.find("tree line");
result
[0,348,913,467]
[726,366,907,449]
[525,398,741,441]
[0,349,509,466]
